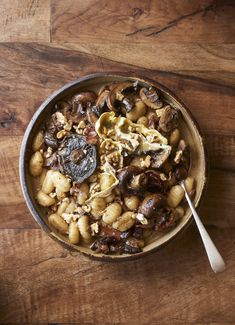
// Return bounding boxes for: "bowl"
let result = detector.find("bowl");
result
[19,72,208,261]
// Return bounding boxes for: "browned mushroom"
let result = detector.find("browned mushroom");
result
[96,88,110,109]
[72,91,97,112]
[159,106,179,133]
[145,170,165,192]
[107,81,134,112]
[139,193,166,218]
[117,166,147,195]
[155,207,177,231]
[86,106,99,126]
[150,148,171,169]
[140,87,163,109]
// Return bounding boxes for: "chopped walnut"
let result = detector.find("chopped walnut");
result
[91,222,100,236]
[56,129,68,139]
[55,112,67,125]
[174,150,183,164]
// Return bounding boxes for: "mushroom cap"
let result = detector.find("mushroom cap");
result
[107,81,134,112]
[139,193,166,218]
[117,166,147,195]
[58,134,97,183]
[140,87,163,109]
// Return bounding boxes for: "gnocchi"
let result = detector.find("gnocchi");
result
[167,185,185,208]
[29,151,43,177]
[69,221,80,244]
[77,216,91,242]
[48,213,69,234]
[103,202,122,224]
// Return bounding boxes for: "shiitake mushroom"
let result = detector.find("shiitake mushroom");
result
[58,134,97,183]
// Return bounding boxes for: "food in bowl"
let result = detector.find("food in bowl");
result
[29,80,196,255]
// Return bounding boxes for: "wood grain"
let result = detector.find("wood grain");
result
[0,226,234,323]
[0,0,234,323]
[51,0,235,43]
[0,43,234,169]
[0,0,50,42]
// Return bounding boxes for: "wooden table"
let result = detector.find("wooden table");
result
[0,0,235,323]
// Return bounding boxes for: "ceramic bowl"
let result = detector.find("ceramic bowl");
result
[19,73,207,261]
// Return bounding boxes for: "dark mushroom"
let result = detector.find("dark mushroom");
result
[174,165,188,181]
[44,132,58,149]
[155,207,177,231]
[58,134,97,183]
[44,152,60,170]
[44,112,65,149]
[117,166,147,195]
[72,91,97,113]
[139,193,166,218]
[140,87,163,109]
[148,111,159,129]
[145,170,165,193]
[90,238,110,254]
[122,238,143,254]
[159,106,179,133]
[107,81,134,113]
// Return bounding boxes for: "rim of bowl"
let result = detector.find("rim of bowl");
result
[19,72,208,262]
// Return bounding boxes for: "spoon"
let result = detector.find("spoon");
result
[180,181,226,273]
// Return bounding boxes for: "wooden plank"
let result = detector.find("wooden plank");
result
[51,0,235,43]
[0,227,234,323]
[0,43,234,168]
[0,0,51,42]
[59,43,235,74]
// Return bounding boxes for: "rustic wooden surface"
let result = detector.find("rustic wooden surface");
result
[0,0,235,324]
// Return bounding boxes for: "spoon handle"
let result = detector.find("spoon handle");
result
[181,183,226,273]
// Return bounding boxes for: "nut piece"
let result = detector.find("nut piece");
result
[112,211,136,232]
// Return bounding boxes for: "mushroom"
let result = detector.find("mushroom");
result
[155,207,177,231]
[139,193,166,218]
[58,134,97,183]
[117,166,147,195]
[145,170,165,193]
[140,87,163,109]
[86,106,99,126]
[44,112,66,149]
[71,91,97,113]
[122,238,142,254]
[159,106,179,133]
[107,81,135,112]
[150,147,171,169]
[96,88,110,110]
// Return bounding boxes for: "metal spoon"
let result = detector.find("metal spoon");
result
[180,181,226,273]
